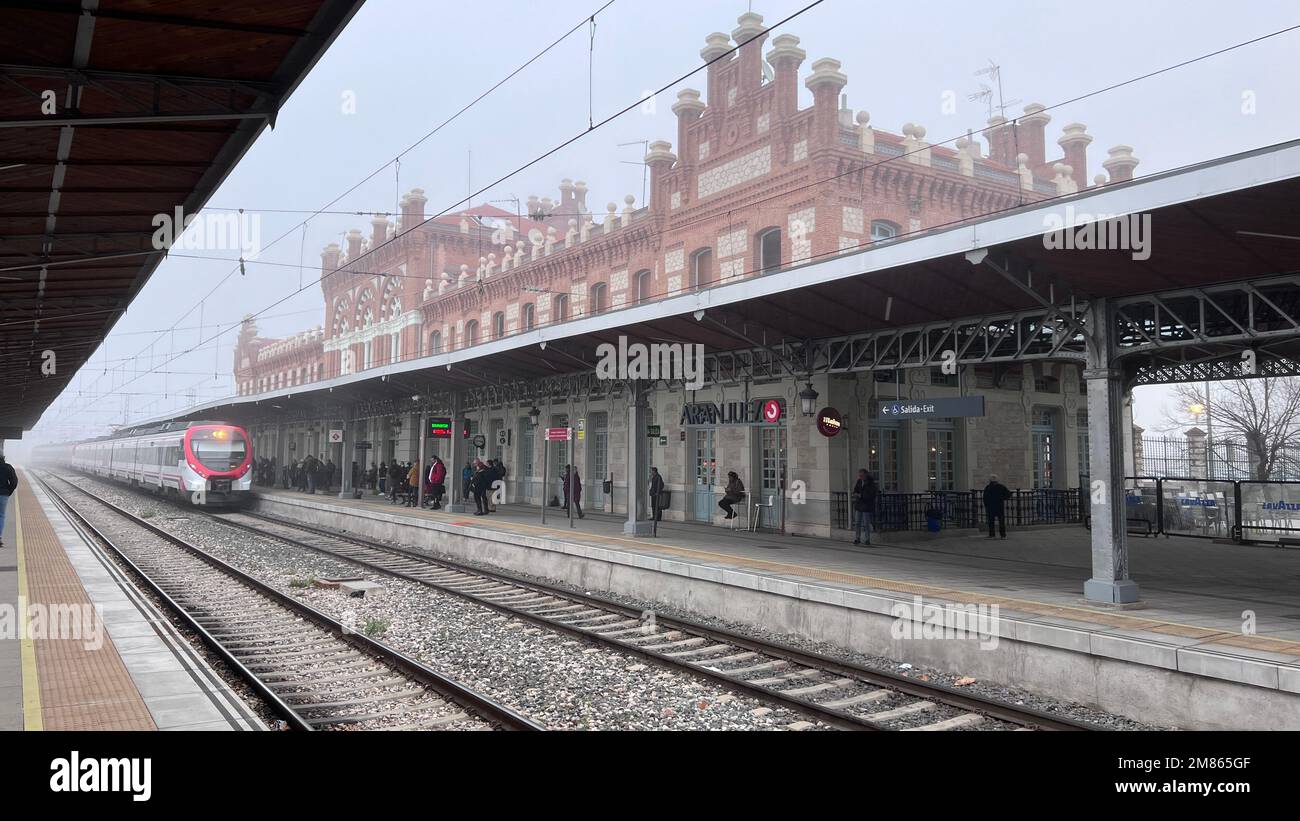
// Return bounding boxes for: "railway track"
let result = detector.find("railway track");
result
[207,506,1098,731]
[37,473,543,732]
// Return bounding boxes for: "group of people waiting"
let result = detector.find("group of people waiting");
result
[254,454,337,494]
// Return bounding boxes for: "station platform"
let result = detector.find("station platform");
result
[2,470,265,731]
[256,487,1300,730]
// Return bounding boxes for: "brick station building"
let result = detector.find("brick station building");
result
[236,11,1140,534]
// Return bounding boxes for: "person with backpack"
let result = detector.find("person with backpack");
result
[0,452,17,547]
[852,468,879,546]
[461,460,474,505]
[388,461,404,504]
[405,461,421,507]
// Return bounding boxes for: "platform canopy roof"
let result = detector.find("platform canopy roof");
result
[138,138,1300,428]
[0,0,366,439]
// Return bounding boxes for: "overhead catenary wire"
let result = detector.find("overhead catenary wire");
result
[41,0,621,431]
[43,0,824,432]
[42,10,1297,433]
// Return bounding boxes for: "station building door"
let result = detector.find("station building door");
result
[753,425,786,529]
[587,412,609,509]
[517,416,535,503]
[690,428,716,522]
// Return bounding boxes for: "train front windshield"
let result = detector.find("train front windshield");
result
[191,428,248,472]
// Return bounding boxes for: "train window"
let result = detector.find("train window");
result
[190,428,248,472]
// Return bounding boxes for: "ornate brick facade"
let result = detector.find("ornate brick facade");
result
[237,10,1134,396]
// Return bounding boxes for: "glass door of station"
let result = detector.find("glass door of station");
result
[691,429,716,522]
[587,412,609,509]
[754,426,786,529]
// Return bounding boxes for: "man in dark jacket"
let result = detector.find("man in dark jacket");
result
[0,452,17,548]
[983,474,1012,539]
[648,467,665,522]
[852,469,879,545]
[562,464,584,518]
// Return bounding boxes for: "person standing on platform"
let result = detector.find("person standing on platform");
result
[649,466,664,522]
[461,460,474,505]
[471,460,491,515]
[0,451,17,547]
[852,468,879,545]
[562,464,584,519]
[405,461,421,507]
[388,461,404,504]
[427,456,446,509]
[718,471,745,520]
[983,474,1011,539]
[304,453,321,494]
[378,461,387,495]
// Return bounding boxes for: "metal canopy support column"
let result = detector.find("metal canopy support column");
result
[1083,298,1140,604]
[338,415,355,499]
[624,381,654,536]
[445,392,466,513]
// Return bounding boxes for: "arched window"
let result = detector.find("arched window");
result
[428,330,442,353]
[492,311,506,339]
[756,227,782,274]
[589,282,608,314]
[871,220,899,241]
[690,248,713,288]
[634,270,652,303]
[553,294,569,322]
[522,303,536,331]
[465,320,479,346]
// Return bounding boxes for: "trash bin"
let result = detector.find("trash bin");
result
[925,506,942,532]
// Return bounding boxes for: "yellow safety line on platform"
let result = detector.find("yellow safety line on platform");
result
[300,494,1300,657]
[14,495,43,731]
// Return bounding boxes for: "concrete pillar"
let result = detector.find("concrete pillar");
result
[445,392,466,513]
[625,382,654,536]
[1186,428,1208,478]
[1083,298,1140,604]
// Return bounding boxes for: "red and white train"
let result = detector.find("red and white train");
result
[34,420,253,505]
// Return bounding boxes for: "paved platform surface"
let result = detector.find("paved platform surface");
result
[1,470,264,731]
[269,488,1300,664]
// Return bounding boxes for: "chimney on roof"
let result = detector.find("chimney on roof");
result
[573,181,589,215]
[559,179,576,218]
[985,115,1014,167]
[1103,145,1139,183]
[701,31,732,107]
[805,57,848,150]
[370,214,389,248]
[767,34,806,119]
[320,243,340,275]
[672,89,706,162]
[345,229,363,261]
[405,187,427,222]
[645,140,677,213]
[1019,103,1051,168]
[732,12,768,94]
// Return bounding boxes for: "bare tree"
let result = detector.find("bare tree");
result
[1167,378,1300,480]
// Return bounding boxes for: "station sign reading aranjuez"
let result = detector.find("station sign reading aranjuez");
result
[681,399,783,426]
[878,396,986,420]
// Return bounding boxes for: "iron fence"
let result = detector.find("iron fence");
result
[1139,435,1300,481]
[867,488,1083,532]
[1082,475,1300,543]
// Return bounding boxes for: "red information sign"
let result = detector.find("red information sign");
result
[762,399,783,423]
[546,427,572,442]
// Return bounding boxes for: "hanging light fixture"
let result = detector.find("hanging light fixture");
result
[799,381,819,417]
[528,405,541,427]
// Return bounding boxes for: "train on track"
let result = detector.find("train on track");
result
[32,420,253,506]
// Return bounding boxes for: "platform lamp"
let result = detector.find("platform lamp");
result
[798,381,819,417]
[528,405,541,427]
